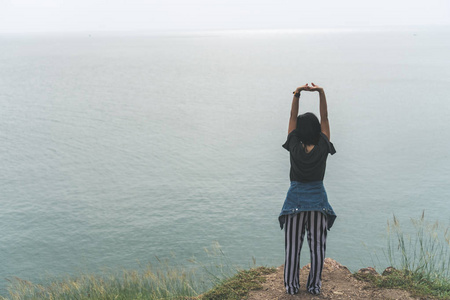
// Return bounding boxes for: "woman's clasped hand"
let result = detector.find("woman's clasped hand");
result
[293,82,323,93]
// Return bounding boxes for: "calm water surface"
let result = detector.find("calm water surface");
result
[1,27,450,294]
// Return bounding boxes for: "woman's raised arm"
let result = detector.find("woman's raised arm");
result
[310,83,330,140]
[288,84,309,134]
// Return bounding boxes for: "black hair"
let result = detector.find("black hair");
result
[296,112,321,145]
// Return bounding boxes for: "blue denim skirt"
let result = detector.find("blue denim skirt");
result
[279,181,336,230]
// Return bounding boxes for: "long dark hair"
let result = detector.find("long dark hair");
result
[296,112,321,145]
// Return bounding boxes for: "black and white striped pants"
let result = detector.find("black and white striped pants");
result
[284,211,327,295]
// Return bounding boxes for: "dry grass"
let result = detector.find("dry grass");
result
[364,212,450,299]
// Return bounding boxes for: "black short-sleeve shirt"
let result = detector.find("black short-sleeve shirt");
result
[282,131,336,182]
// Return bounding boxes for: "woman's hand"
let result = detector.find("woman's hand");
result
[293,83,324,94]
[294,83,310,93]
[309,82,324,92]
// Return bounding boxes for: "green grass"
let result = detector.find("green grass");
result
[1,263,276,300]
[200,266,276,300]
[1,242,275,300]
[1,245,212,300]
[355,212,450,299]
[355,268,450,299]
[2,263,204,300]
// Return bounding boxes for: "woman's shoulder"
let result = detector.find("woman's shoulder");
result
[319,132,330,142]
[282,129,301,151]
[319,133,336,155]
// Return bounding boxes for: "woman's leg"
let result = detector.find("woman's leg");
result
[284,212,307,294]
[306,211,328,294]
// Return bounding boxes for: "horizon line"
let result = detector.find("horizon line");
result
[1,24,449,36]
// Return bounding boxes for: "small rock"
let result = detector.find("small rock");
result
[301,258,350,273]
[382,266,398,276]
[324,258,349,271]
[357,267,380,276]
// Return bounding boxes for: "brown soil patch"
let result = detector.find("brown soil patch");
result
[248,258,418,300]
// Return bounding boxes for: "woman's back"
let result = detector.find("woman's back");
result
[283,131,336,182]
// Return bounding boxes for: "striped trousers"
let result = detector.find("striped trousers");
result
[284,211,327,295]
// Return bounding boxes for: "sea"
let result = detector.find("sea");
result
[1,26,450,294]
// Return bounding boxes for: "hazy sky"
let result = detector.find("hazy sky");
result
[1,0,450,33]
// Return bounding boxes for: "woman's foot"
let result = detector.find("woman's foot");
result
[285,287,299,295]
[308,288,321,295]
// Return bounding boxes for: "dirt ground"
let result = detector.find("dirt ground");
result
[248,258,419,300]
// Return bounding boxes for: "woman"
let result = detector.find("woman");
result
[279,83,336,295]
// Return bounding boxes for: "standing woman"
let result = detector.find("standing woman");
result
[279,83,337,295]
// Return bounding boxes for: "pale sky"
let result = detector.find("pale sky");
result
[1,0,450,33]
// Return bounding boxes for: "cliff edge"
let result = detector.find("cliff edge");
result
[248,258,418,300]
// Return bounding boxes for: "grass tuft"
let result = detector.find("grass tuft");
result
[2,263,204,300]
[355,269,450,299]
[356,212,450,299]
[200,266,276,300]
